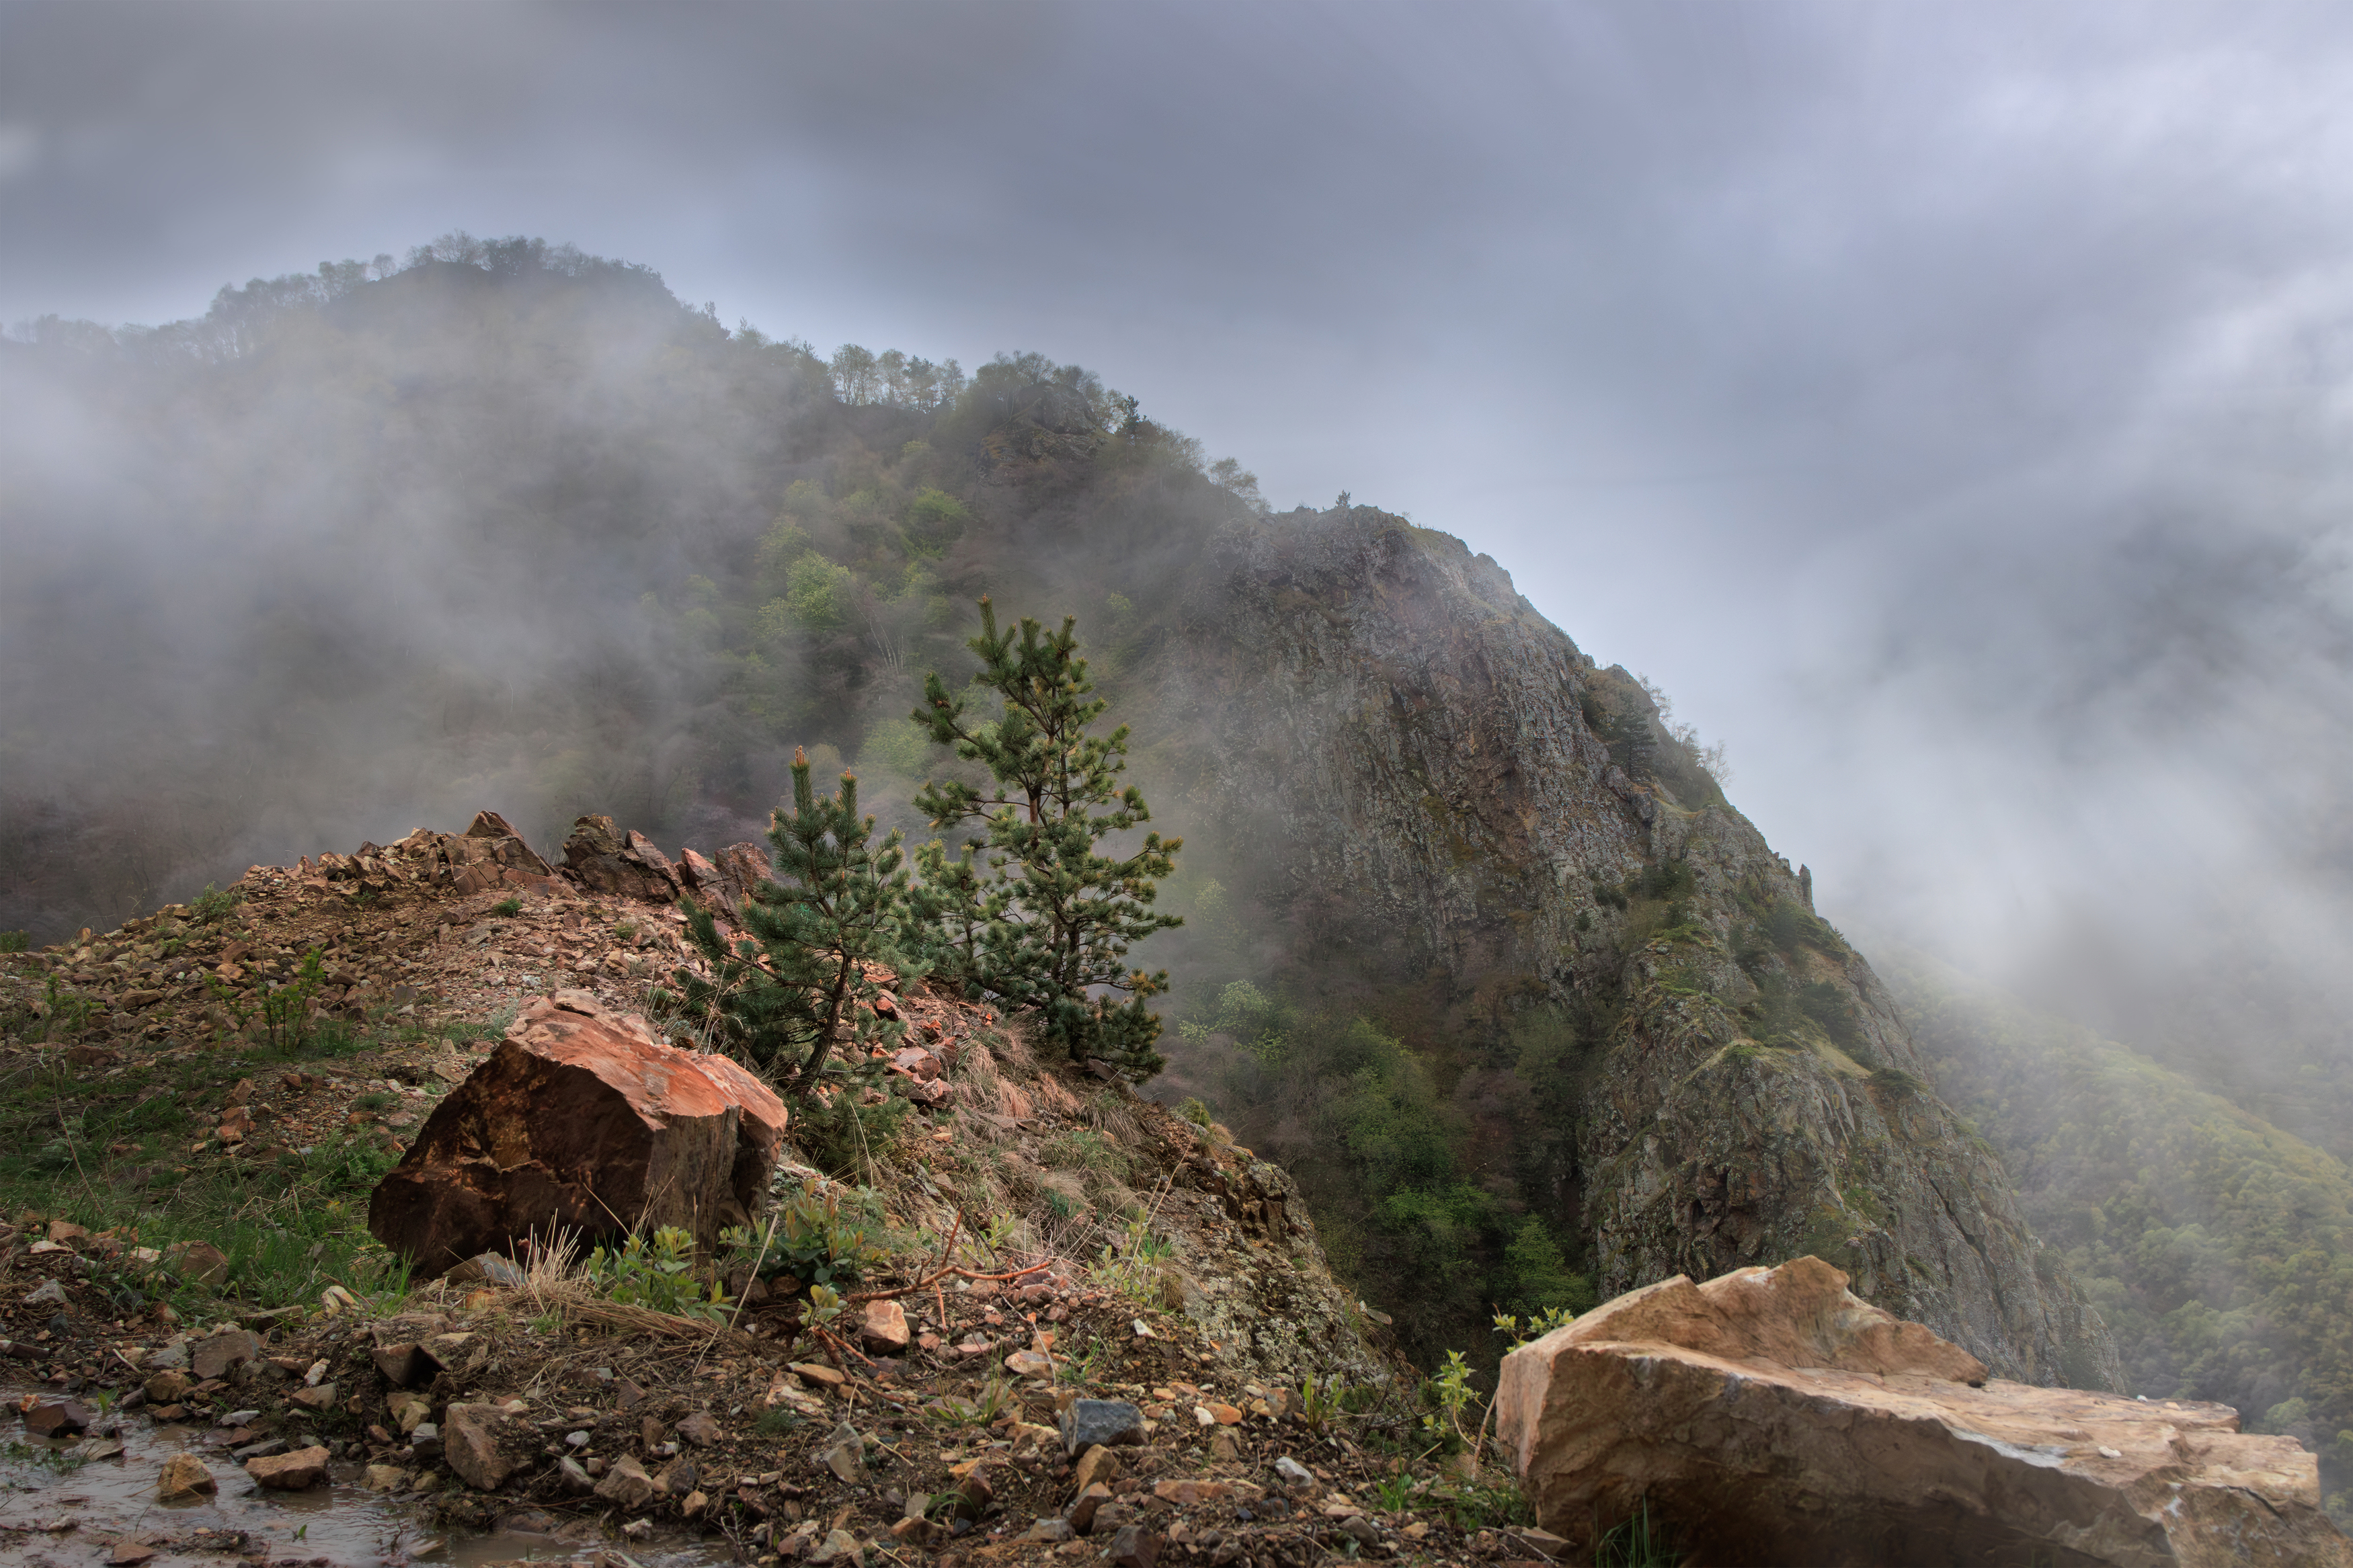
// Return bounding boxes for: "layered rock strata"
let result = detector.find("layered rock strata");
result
[1173,508,2115,1385]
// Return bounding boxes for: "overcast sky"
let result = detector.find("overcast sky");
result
[9,0,2353,1002]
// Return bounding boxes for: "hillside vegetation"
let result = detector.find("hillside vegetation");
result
[1880,947,2353,1519]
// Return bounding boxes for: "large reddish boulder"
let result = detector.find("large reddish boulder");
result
[1494,1255,2350,1567]
[367,993,787,1278]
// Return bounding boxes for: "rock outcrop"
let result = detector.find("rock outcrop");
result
[561,813,766,908]
[1172,507,2116,1386]
[1496,1255,2350,1567]
[367,992,788,1276]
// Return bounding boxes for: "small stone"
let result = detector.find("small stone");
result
[387,1390,432,1433]
[682,1487,709,1518]
[656,1455,699,1497]
[1067,1482,1115,1534]
[165,1241,231,1288]
[409,1421,442,1460]
[1339,1516,1381,1546]
[157,1452,216,1499]
[817,1420,867,1484]
[23,1279,67,1307]
[372,1343,430,1387]
[1209,1429,1240,1462]
[676,1409,721,1446]
[1072,1444,1123,1493]
[444,1402,519,1491]
[289,1382,338,1410]
[558,1456,595,1493]
[809,1527,864,1564]
[1109,1524,1161,1568]
[1205,1402,1242,1425]
[1025,1518,1076,1542]
[1273,1456,1314,1487]
[1152,1479,1230,1505]
[621,1518,654,1541]
[245,1444,329,1490]
[1062,1399,1147,1456]
[1004,1348,1053,1378]
[147,1340,190,1371]
[363,1463,409,1492]
[594,1453,658,1511]
[21,1399,91,1438]
[953,1465,994,1518]
[110,1542,157,1566]
[860,1299,910,1350]
[789,1361,845,1389]
[1505,1526,1572,1557]
[447,1251,524,1287]
[191,1329,262,1380]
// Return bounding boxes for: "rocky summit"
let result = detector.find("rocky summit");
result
[1164,507,2117,1387]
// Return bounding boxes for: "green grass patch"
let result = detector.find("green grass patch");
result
[0,1022,434,1315]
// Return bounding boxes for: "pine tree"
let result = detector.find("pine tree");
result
[912,599,1182,1080]
[666,747,916,1097]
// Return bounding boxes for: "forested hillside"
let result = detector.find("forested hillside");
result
[1880,947,2353,1520]
[0,235,2150,1413]
[0,234,1258,941]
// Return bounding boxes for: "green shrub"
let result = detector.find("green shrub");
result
[0,931,28,954]
[190,883,245,923]
[584,1225,731,1321]
[733,1176,893,1289]
[490,896,522,917]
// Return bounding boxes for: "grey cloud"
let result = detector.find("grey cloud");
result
[11,0,2353,1039]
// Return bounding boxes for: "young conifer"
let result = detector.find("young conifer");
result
[911,598,1181,1080]
[667,747,914,1097]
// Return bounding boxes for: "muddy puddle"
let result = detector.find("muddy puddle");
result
[1,1401,729,1568]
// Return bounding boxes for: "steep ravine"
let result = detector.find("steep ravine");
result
[1160,507,2118,1389]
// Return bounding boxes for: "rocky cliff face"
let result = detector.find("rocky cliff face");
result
[1164,507,2118,1388]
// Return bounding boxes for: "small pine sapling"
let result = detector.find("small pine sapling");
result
[664,747,918,1097]
[910,598,1183,1080]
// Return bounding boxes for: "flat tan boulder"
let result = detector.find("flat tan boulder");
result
[366,994,787,1277]
[1495,1255,2350,1567]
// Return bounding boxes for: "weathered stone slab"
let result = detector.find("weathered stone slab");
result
[1496,1255,2352,1567]
[366,993,787,1277]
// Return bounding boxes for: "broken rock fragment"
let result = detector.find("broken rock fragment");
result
[1495,1255,2353,1567]
[594,1454,658,1512]
[1062,1398,1146,1456]
[191,1329,262,1380]
[442,1403,524,1491]
[156,1452,216,1499]
[245,1445,329,1491]
[366,993,787,1276]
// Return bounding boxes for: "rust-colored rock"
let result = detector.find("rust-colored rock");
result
[561,815,685,902]
[366,993,787,1278]
[675,848,742,917]
[245,1444,329,1490]
[1496,1255,2351,1567]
